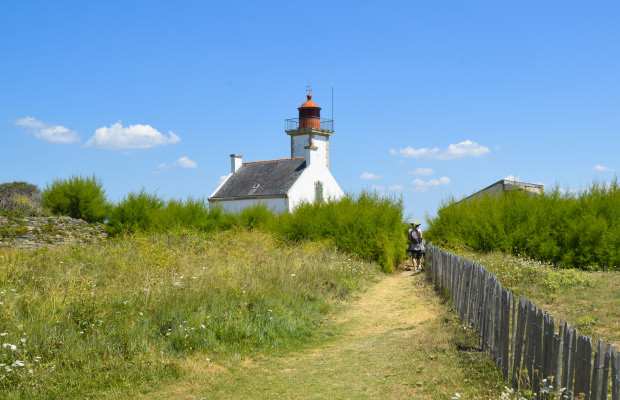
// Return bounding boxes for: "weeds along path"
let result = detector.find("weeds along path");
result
[140,270,492,399]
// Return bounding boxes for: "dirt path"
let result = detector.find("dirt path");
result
[141,269,478,399]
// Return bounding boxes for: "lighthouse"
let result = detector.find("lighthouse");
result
[209,91,343,214]
[285,94,334,169]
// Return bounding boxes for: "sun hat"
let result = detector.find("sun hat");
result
[411,220,420,226]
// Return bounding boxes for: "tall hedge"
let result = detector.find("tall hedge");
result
[426,179,620,270]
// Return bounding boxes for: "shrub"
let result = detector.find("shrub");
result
[426,178,620,270]
[0,181,44,216]
[106,189,164,235]
[42,175,110,222]
[270,191,407,272]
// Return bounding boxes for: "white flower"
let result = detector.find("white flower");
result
[20,338,26,343]
[3,343,17,351]
[291,274,296,277]
[200,325,206,329]
[12,360,24,367]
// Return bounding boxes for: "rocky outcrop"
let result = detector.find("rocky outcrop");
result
[0,216,107,250]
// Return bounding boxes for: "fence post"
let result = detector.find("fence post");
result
[533,308,544,395]
[612,345,619,400]
[552,319,563,394]
[512,296,527,389]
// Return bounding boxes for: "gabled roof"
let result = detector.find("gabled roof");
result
[209,157,307,200]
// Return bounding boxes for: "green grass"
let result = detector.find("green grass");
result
[426,178,620,270]
[0,229,380,399]
[450,247,620,345]
[106,189,407,272]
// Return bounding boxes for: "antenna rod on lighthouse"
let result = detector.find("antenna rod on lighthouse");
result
[331,83,334,125]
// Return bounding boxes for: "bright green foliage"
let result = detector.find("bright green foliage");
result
[106,190,407,272]
[42,175,110,222]
[270,191,407,272]
[427,178,620,270]
[106,189,165,234]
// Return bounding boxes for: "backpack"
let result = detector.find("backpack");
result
[409,228,422,245]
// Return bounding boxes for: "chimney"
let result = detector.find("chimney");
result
[230,154,243,173]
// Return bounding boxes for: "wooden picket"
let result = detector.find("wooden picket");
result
[424,244,619,400]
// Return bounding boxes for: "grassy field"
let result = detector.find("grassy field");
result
[451,247,620,346]
[136,269,508,400]
[0,229,380,399]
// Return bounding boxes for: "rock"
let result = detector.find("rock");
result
[0,216,107,250]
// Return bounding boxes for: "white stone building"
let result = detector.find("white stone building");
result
[208,93,344,214]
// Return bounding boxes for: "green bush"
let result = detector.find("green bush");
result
[42,175,110,222]
[106,189,165,235]
[270,191,407,272]
[426,178,620,270]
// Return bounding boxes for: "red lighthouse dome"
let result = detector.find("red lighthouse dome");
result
[298,94,321,129]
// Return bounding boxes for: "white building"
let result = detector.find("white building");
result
[460,179,544,203]
[208,93,344,214]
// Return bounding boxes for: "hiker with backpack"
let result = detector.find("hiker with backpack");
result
[408,221,424,270]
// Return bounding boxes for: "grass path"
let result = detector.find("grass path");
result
[139,269,503,399]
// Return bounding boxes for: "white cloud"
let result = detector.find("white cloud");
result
[437,140,490,160]
[408,168,435,176]
[157,156,198,170]
[15,116,79,143]
[390,140,490,160]
[388,185,405,191]
[412,177,451,192]
[85,122,180,149]
[390,146,440,158]
[372,185,385,191]
[360,172,383,180]
[594,165,615,172]
[176,156,197,169]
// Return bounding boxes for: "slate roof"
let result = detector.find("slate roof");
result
[210,157,307,199]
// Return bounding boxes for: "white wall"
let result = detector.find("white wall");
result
[287,162,344,211]
[292,135,328,167]
[210,197,288,214]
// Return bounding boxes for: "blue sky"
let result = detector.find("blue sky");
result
[2,1,618,222]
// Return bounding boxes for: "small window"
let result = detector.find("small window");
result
[315,181,323,203]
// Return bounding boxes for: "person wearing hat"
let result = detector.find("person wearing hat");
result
[408,221,424,270]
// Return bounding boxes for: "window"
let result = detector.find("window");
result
[315,181,323,203]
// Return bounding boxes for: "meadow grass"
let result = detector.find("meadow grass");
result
[450,247,620,345]
[0,229,380,399]
[106,190,407,272]
[426,179,620,270]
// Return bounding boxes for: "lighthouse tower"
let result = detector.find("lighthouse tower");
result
[285,94,334,169]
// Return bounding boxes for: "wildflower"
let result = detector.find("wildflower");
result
[29,369,33,374]
[200,325,206,329]
[3,343,17,351]
[0,333,7,336]
[12,360,24,367]
[291,274,296,277]
[20,338,26,343]
[139,312,143,316]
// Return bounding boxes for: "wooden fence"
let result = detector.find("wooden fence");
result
[425,244,619,400]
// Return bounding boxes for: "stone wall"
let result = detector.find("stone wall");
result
[0,216,107,250]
